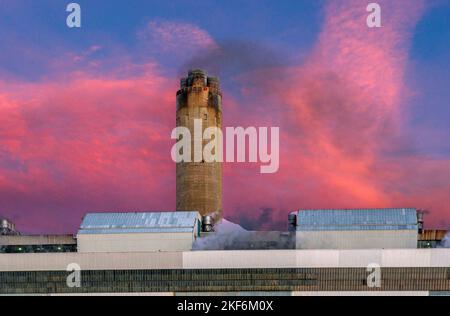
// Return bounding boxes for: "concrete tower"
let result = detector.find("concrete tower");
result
[176,69,223,220]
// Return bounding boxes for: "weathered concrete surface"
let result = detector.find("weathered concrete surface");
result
[176,70,222,220]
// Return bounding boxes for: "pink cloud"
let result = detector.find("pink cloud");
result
[0,65,178,233]
[138,20,218,57]
[223,0,450,229]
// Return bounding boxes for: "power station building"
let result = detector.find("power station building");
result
[175,69,223,221]
[1,209,449,295]
[0,247,449,295]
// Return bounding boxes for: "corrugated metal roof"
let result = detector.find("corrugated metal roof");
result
[296,208,418,231]
[78,211,199,235]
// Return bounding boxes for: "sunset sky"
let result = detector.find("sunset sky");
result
[0,0,449,233]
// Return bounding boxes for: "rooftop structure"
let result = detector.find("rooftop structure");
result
[77,211,201,253]
[296,208,418,231]
[418,230,449,248]
[293,208,419,249]
[78,211,200,234]
[0,218,18,236]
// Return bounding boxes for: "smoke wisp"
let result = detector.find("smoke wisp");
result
[193,218,294,250]
[439,232,450,248]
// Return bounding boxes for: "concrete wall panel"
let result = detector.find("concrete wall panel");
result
[183,250,297,269]
[77,232,194,253]
[296,230,417,249]
[0,249,449,272]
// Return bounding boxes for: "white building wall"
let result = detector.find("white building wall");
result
[296,230,417,249]
[0,252,184,271]
[77,232,195,253]
[0,249,449,272]
[182,250,298,269]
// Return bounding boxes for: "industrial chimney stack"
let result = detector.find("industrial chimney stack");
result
[175,69,223,221]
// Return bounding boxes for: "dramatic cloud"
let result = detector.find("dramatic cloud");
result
[0,65,177,233]
[224,0,449,229]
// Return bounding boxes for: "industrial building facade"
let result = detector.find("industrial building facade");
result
[0,209,450,296]
[0,250,449,295]
[1,268,450,295]
[1,209,449,295]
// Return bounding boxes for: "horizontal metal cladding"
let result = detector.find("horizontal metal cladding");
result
[1,250,449,271]
[295,230,418,249]
[296,208,418,231]
[78,211,199,234]
[0,252,184,271]
[0,268,449,294]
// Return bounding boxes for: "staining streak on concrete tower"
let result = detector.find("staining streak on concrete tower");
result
[176,69,223,220]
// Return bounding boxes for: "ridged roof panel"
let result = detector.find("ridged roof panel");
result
[296,208,418,231]
[78,211,199,234]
